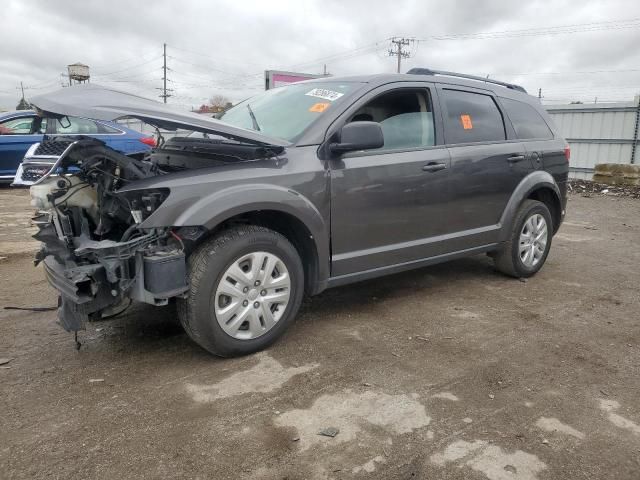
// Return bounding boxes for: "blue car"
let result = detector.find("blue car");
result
[0,110,155,183]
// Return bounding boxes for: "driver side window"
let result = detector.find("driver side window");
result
[349,89,435,151]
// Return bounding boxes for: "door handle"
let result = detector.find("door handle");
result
[422,162,447,172]
[507,154,526,163]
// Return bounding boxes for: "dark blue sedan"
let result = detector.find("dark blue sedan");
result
[0,110,156,183]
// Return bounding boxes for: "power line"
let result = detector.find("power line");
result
[285,41,385,70]
[421,18,640,41]
[93,69,162,82]
[91,51,162,72]
[167,45,263,67]
[168,56,253,77]
[91,56,162,77]
[498,68,640,76]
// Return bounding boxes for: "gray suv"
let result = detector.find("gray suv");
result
[29,70,568,356]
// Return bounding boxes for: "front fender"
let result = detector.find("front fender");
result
[498,171,561,242]
[177,184,325,232]
[141,183,330,290]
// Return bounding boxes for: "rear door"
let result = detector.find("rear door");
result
[329,82,452,276]
[498,96,568,183]
[0,115,45,179]
[438,86,531,249]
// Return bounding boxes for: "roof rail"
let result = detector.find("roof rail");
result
[406,68,527,94]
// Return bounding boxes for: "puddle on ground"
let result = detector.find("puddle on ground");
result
[554,233,597,243]
[535,417,585,439]
[600,399,640,435]
[450,309,482,320]
[431,392,459,401]
[275,389,430,451]
[185,353,318,402]
[352,455,386,474]
[431,439,547,480]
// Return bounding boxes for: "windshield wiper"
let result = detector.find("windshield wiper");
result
[246,104,261,131]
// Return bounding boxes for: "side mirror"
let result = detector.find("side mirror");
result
[329,121,384,154]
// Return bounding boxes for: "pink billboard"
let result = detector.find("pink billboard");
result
[264,70,329,90]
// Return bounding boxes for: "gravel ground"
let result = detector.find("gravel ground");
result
[1,186,639,480]
[568,179,640,199]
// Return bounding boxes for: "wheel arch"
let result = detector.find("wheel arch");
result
[206,209,324,295]
[499,171,562,242]
[526,186,562,234]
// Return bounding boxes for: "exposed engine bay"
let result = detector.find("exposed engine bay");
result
[32,135,281,332]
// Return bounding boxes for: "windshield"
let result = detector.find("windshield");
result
[220,82,356,142]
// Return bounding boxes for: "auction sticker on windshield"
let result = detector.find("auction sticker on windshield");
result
[309,102,330,112]
[305,88,344,101]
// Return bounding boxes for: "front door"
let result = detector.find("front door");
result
[329,85,451,277]
[0,115,45,179]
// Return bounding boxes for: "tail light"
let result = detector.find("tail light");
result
[564,145,571,163]
[139,136,157,147]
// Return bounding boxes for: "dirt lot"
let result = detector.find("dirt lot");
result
[1,186,639,480]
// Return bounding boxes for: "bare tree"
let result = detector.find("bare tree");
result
[209,95,232,110]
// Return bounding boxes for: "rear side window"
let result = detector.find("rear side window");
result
[500,97,553,140]
[54,117,100,135]
[441,89,505,144]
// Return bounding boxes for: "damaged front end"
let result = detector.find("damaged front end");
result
[27,84,290,335]
[32,137,188,332]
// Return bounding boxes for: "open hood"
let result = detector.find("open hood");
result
[30,84,290,147]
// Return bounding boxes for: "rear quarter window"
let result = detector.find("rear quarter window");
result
[98,123,123,134]
[441,89,506,144]
[500,97,553,140]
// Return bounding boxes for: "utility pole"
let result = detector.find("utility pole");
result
[388,37,412,73]
[20,81,25,99]
[538,88,542,99]
[157,43,172,103]
[630,95,640,164]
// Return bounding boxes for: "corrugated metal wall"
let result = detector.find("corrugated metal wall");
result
[546,99,640,179]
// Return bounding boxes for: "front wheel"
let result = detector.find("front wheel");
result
[177,225,304,357]
[493,199,553,278]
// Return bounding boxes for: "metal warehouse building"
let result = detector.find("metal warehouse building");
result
[546,97,640,179]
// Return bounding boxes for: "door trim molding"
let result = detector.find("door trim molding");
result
[328,243,499,288]
[332,224,499,263]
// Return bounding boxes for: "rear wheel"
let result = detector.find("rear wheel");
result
[177,225,304,357]
[493,200,553,278]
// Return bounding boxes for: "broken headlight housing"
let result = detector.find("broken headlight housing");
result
[116,188,170,224]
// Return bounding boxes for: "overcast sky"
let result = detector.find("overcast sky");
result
[2,0,640,110]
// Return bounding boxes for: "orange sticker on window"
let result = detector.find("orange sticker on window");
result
[309,102,330,113]
[460,114,473,130]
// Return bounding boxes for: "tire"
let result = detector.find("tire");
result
[493,200,553,278]
[177,225,304,357]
